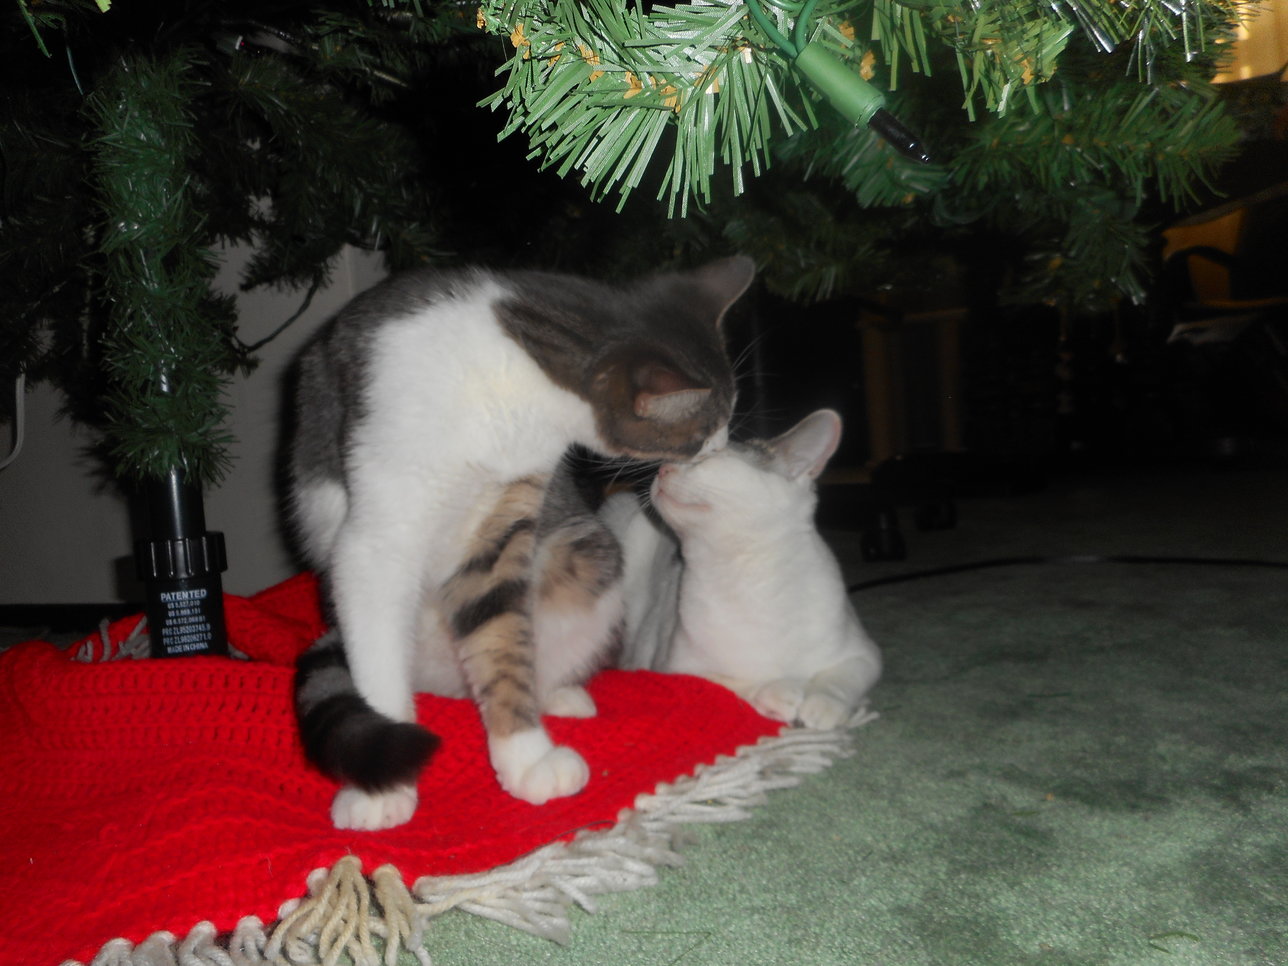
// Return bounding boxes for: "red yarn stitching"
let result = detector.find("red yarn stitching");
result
[0,574,779,965]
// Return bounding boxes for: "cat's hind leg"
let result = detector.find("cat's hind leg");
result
[331,784,419,831]
[295,629,438,832]
[310,472,444,831]
[290,476,349,567]
[327,483,430,725]
[444,477,591,804]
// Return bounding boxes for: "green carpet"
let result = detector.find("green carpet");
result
[413,465,1288,966]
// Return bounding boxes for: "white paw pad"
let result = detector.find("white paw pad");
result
[331,784,418,831]
[798,693,851,730]
[490,730,590,805]
[544,685,598,718]
[751,679,806,723]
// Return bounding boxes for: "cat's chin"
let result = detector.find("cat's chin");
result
[652,486,711,515]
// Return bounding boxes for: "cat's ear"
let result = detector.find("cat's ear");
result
[632,363,713,422]
[769,409,843,481]
[690,255,756,327]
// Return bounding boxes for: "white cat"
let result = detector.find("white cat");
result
[603,409,881,728]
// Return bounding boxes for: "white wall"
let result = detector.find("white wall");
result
[0,244,386,604]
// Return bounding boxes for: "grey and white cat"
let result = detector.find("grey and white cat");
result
[603,409,882,728]
[289,258,753,830]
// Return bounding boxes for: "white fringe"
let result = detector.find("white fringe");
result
[68,711,875,966]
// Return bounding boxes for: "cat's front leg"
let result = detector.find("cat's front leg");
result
[708,673,808,724]
[465,611,591,803]
[446,477,590,805]
[799,652,882,730]
[796,692,851,731]
[488,729,590,805]
[749,678,807,723]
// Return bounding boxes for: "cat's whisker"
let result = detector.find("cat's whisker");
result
[728,410,759,442]
[730,401,800,442]
[730,326,773,375]
[607,459,661,491]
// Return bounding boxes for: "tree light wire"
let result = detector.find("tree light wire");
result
[0,373,26,472]
[744,0,824,57]
[848,553,1288,593]
[745,0,799,57]
[792,0,822,54]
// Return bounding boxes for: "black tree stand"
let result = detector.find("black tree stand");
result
[135,468,229,658]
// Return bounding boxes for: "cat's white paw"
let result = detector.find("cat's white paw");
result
[490,729,590,805]
[512,745,590,804]
[331,784,418,831]
[751,679,805,723]
[798,693,852,731]
[543,684,597,718]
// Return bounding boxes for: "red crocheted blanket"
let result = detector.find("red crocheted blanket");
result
[0,574,781,966]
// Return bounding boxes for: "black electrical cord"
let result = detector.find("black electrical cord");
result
[847,554,1288,593]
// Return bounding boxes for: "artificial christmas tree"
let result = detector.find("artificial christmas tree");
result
[476,0,1243,310]
[1,0,1252,589]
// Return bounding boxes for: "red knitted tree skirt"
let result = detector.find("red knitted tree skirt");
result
[0,574,782,966]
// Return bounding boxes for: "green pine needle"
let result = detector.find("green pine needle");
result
[88,49,237,484]
[479,0,1241,221]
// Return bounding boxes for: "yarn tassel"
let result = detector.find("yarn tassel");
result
[268,856,379,966]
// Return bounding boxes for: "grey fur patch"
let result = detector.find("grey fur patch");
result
[294,630,439,789]
[733,438,777,470]
[295,663,357,710]
[494,261,747,459]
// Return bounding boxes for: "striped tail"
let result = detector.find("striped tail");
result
[294,630,439,790]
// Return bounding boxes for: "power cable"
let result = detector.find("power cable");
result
[848,554,1288,593]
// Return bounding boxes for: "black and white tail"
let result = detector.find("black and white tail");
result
[294,631,439,789]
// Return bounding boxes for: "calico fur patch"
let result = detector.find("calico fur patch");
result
[441,476,548,737]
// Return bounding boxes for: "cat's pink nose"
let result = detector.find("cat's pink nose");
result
[657,464,676,479]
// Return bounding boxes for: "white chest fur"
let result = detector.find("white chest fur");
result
[362,281,596,476]
[347,281,599,575]
[669,525,861,677]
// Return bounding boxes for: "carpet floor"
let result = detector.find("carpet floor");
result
[413,462,1287,966]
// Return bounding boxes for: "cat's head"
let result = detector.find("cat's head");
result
[585,256,753,459]
[650,409,843,535]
